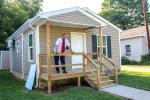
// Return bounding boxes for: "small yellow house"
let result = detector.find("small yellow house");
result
[7,7,122,93]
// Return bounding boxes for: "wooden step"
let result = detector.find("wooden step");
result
[86,76,110,81]
[86,73,106,77]
[100,84,117,89]
[92,79,114,85]
[100,80,115,87]
[100,80,114,84]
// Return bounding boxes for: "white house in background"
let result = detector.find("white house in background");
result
[120,26,149,61]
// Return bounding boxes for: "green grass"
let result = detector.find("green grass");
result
[0,71,123,100]
[119,67,150,91]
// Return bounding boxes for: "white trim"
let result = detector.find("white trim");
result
[28,32,34,62]
[35,26,40,88]
[96,34,108,57]
[21,33,24,79]
[14,34,22,40]
[118,32,122,69]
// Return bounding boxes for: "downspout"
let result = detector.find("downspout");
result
[29,22,39,88]
[21,34,24,79]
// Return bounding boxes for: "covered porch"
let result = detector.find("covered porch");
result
[37,8,118,94]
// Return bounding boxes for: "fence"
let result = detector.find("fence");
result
[0,51,9,70]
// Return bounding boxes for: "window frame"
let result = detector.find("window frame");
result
[28,33,34,62]
[96,35,108,57]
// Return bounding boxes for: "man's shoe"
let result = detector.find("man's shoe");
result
[63,70,67,73]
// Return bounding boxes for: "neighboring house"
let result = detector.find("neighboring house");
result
[7,7,122,93]
[120,26,149,61]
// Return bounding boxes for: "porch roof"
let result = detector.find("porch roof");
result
[7,7,122,41]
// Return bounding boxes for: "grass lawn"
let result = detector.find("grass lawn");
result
[119,65,150,91]
[0,71,123,100]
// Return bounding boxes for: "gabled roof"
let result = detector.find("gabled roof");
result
[7,7,122,41]
[83,7,122,32]
[120,26,146,40]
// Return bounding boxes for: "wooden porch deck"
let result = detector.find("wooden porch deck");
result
[40,69,90,81]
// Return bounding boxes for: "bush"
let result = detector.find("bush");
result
[121,56,131,65]
[141,54,150,65]
[121,54,150,65]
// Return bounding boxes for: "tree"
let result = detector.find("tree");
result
[0,0,43,49]
[0,0,7,49]
[100,0,150,30]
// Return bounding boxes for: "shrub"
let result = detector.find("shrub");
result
[121,54,150,65]
[121,56,131,65]
[141,54,150,65]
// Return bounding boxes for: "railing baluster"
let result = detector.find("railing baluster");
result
[83,54,85,74]
[97,68,100,88]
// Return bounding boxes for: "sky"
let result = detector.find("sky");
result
[42,0,150,14]
[42,0,104,13]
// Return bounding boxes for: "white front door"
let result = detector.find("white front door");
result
[71,32,86,69]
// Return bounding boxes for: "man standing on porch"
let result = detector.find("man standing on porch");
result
[54,33,70,73]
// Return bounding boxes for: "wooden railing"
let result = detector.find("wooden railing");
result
[85,52,118,83]
[102,54,118,83]
[39,52,118,85]
[83,54,101,88]
[39,53,85,75]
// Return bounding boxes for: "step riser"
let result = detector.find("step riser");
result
[100,81,114,87]
[86,77,110,82]
[87,74,107,78]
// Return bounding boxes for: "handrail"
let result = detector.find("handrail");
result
[39,53,83,56]
[101,54,118,83]
[83,54,100,88]
[84,54,99,68]
[102,54,117,66]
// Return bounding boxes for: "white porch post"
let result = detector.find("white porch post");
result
[35,26,40,88]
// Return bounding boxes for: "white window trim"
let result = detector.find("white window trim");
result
[96,34,108,57]
[16,40,20,53]
[28,33,34,62]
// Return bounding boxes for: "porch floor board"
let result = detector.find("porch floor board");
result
[40,69,89,81]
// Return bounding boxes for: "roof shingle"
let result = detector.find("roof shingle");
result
[120,26,146,39]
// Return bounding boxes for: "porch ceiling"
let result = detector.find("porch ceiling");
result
[47,19,101,29]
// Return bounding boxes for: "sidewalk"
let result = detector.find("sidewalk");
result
[99,85,150,100]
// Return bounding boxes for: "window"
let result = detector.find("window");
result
[125,45,131,56]
[125,45,131,52]
[97,35,108,56]
[16,40,20,53]
[28,33,33,61]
